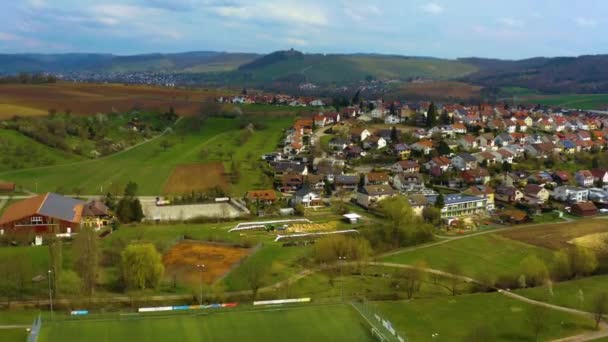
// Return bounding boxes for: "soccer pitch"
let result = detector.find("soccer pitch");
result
[37,304,374,342]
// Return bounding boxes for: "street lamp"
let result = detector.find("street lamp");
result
[338,256,347,301]
[196,264,205,305]
[47,270,53,321]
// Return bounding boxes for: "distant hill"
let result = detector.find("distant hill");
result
[236,50,478,84]
[0,52,259,74]
[461,55,608,94]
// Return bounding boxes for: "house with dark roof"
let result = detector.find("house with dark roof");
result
[81,199,111,229]
[0,193,85,241]
[356,185,396,208]
[571,201,598,217]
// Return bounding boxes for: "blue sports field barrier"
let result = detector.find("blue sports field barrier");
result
[27,315,42,342]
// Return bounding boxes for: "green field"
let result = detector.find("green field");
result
[0,115,293,195]
[522,93,608,109]
[516,275,608,312]
[381,234,554,279]
[0,129,83,173]
[36,304,372,342]
[373,292,594,341]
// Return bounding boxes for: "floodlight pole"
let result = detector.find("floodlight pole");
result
[197,264,205,305]
[338,256,347,301]
[48,269,54,322]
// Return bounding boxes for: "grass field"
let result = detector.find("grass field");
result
[0,129,84,172]
[389,81,482,100]
[0,83,226,119]
[0,115,293,195]
[381,233,554,279]
[521,93,608,110]
[373,292,594,341]
[516,275,608,312]
[498,219,608,250]
[37,304,372,342]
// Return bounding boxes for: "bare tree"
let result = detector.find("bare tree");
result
[593,292,608,329]
[446,262,462,296]
[246,266,264,301]
[527,305,549,342]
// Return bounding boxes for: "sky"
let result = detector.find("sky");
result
[0,0,606,59]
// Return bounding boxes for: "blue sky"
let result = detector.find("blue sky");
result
[0,0,606,59]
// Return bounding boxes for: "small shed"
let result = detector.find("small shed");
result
[343,213,362,224]
[0,183,15,192]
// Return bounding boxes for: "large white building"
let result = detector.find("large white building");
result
[552,186,589,203]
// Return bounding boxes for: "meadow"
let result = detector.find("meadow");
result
[0,115,294,196]
[521,93,608,110]
[373,292,594,341]
[516,275,608,312]
[36,304,372,342]
[381,233,554,279]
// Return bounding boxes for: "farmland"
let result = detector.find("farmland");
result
[381,233,554,279]
[0,83,227,119]
[498,219,608,250]
[373,293,594,341]
[521,93,608,110]
[163,163,229,194]
[0,115,294,196]
[388,81,483,101]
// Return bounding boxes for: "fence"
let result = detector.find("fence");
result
[27,314,42,342]
[351,300,406,342]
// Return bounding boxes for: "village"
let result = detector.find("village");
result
[225,93,608,230]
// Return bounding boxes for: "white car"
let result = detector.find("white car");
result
[599,208,608,214]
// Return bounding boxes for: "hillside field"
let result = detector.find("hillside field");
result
[521,93,608,110]
[0,115,293,195]
[0,83,227,119]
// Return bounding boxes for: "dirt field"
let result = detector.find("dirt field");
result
[391,81,482,100]
[498,219,608,250]
[163,162,229,194]
[163,241,252,284]
[142,201,245,220]
[0,82,226,118]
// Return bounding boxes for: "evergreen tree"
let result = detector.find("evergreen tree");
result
[426,102,437,128]
[131,199,144,222]
[352,89,361,105]
[390,126,399,142]
[434,193,445,209]
[440,109,450,125]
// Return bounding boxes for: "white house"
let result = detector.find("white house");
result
[294,185,322,207]
[552,186,589,203]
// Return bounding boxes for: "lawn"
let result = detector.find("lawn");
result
[381,233,554,279]
[516,275,608,312]
[0,115,293,196]
[373,292,594,341]
[498,219,608,250]
[37,304,372,342]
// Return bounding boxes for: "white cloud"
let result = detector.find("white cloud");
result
[287,37,308,46]
[0,32,20,41]
[345,4,381,22]
[421,2,443,15]
[575,17,597,28]
[212,2,328,27]
[498,17,524,28]
[26,0,47,9]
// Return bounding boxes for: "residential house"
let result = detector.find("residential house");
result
[0,193,85,240]
[392,173,426,193]
[278,174,304,193]
[552,171,571,185]
[552,186,589,203]
[271,162,308,177]
[463,185,495,211]
[425,156,452,175]
[294,185,322,207]
[591,169,608,185]
[411,140,434,155]
[245,190,278,205]
[476,133,495,151]
[495,186,524,203]
[350,128,372,142]
[523,184,550,204]
[328,137,349,150]
[431,194,488,219]
[393,143,411,159]
[357,185,396,208]
[461,168,490,185]
[391,160,420,174]
[0,182,15,192]
[365,172,390,186]
[408,194,429,216]
[575,170,595,187]
[334,175,359,193]
[81,200,111,229]
[459,135,478,150]
[452,153,477,171]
